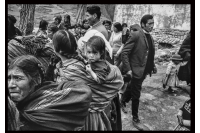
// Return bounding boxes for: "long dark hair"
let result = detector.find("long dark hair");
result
[113,22,122,32]
[39,20,48,30]
[8,55,45,87]
[86,36,106,59]
[52,30,87,64]
[8,15,17,40]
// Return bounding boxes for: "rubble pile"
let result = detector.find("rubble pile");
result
[151,28,189,66]
[151,28,189,46]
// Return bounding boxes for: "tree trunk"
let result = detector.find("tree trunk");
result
[19,4,35,36]
[76,4,87,24]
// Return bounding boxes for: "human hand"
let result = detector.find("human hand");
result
[86,64,92,73]
[126,70,132,78]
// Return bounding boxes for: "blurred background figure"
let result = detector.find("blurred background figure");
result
[103,20,112,40]
[62,14,73,31]
[54,15,64,30]
[82,19,90,30]
[8,14,22,41]
[35,19,48,38]
[122,23,130,44]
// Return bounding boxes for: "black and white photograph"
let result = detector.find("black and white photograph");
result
[7,4,191,131]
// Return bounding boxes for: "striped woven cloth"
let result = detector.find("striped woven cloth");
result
[8,36,56,71]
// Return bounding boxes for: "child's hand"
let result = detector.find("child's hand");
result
[86,64,92,73]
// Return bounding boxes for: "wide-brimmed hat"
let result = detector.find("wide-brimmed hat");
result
[171,54,183,61]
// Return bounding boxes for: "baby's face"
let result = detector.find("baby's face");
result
[86,46,101,63]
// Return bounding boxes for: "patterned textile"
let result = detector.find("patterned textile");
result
[8,97,20,131]
[165,61,186,87]
[55,58,124,130]
[8,36,56,71]
[16,81,92,131]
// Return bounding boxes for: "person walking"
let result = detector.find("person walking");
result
[120,14,157,131]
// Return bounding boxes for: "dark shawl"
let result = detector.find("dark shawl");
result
[16,81,92,131]
[178,33,191,84]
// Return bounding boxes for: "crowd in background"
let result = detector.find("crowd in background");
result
[7,5,191,131]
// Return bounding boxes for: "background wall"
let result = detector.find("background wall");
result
[113,4,190,30]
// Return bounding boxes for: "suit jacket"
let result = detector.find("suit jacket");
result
[121,24,155,79]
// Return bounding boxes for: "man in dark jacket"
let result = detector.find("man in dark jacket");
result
[120,14,157,130]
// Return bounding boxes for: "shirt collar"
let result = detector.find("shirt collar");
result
[57,23,61,28]
[143,29,150,34]
[91,20,101,28]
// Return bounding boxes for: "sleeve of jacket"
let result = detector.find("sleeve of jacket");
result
[121,33,138,73]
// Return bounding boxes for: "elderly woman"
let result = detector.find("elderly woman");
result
[51,30,124,131]
[8,55,92,131]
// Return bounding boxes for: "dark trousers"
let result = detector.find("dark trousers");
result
[121,74,146,118]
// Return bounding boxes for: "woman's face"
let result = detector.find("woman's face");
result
[86,46,101,63]
[8,67,34,102]
[113,26,118,33]
[47,29,54,40]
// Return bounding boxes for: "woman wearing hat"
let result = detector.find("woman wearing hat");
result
[163,54,187,94]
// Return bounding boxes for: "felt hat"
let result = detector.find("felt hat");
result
[171,54,183,61]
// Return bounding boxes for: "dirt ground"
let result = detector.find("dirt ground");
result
[8,5,190,131]
[121,65,189,131]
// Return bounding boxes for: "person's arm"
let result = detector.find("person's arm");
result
[121,32,138,74]
[109,32,114,47]
[115,44,124,57]
[86,64,100,83]
[166,62,173,75]
[115,35,124,57]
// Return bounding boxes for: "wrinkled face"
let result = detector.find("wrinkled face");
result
[86,46,101,63]
[8,67,34,102]
[104,23,111,31]
[47,29,54,40]
[142,19,154,33]
[85,12,95,26]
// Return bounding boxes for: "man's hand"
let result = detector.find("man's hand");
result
[153,67,157,74]
[126,70,132,78]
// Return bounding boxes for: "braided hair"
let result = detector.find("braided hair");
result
[53,30,88,65]
[8,55,45,89]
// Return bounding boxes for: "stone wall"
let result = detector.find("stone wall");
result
[113,4,190,30]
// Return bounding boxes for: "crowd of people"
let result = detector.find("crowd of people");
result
[8,5,191,131]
